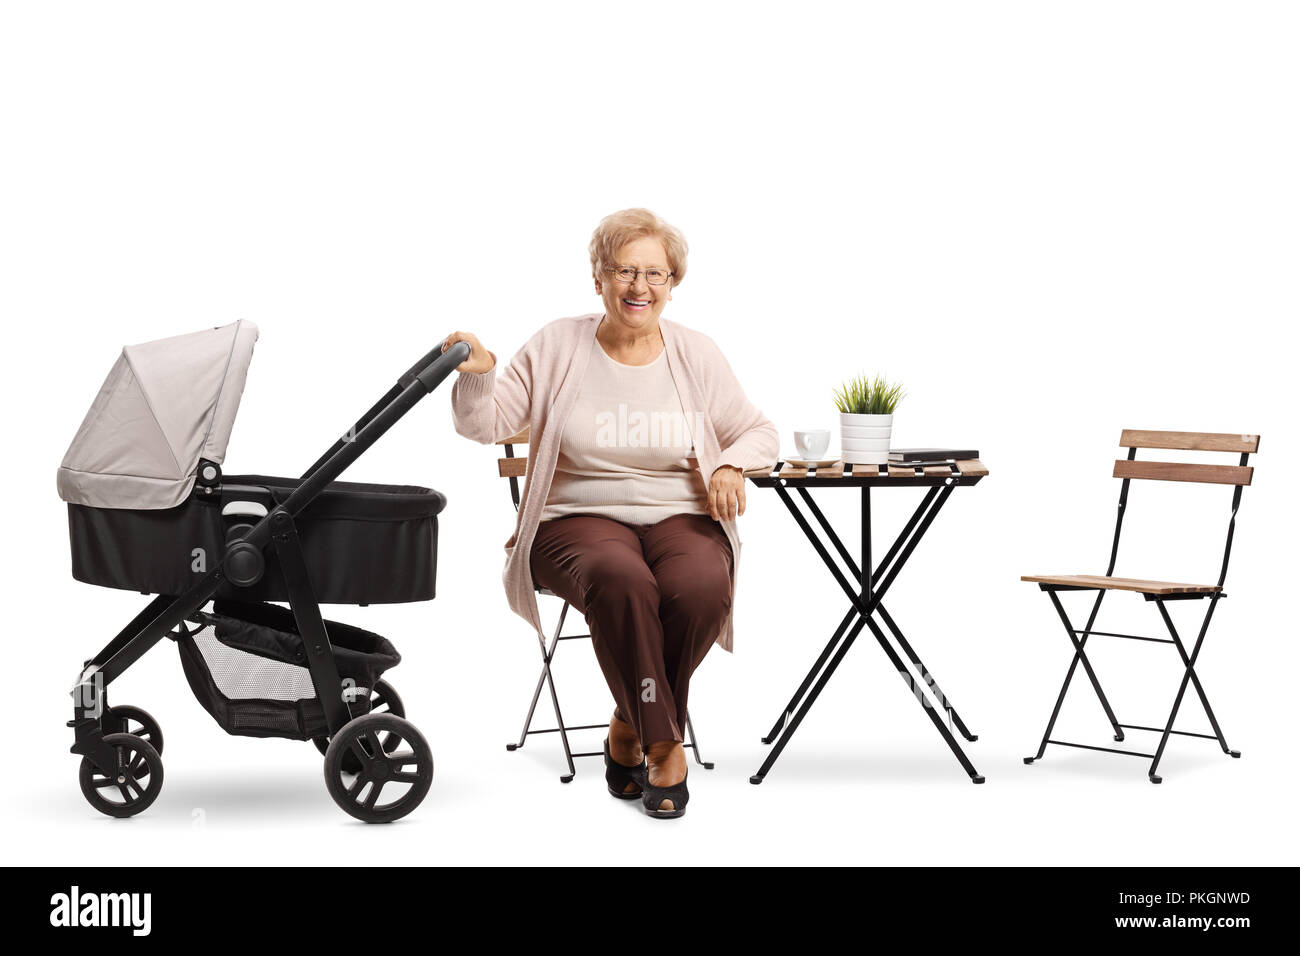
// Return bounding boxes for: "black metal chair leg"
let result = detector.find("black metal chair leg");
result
[543,664,578,783]
[539,603,578,782]
[508,598,716,782]
[1027,588,1126,762]
[1147,675,1191,784]
[1155,596,1236,757]
[505,600,578,782]
[1025,590,1125,766]
[1049,590,1124,739]
[505,663,550,752]
[1149,596,1236,782]
[1184,667,1238,758]
[1025,650,1083,765]
[684,710,714,769]
[506,600,567,751]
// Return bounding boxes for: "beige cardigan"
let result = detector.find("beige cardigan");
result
[450,313,779,652]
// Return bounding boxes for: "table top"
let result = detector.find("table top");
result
[745,459,989,488]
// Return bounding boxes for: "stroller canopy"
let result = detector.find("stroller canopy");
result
[58,320,259,510]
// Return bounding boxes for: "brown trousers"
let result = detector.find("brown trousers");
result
[529,512,734,747]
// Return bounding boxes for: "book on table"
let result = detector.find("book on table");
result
[888,448,979,464]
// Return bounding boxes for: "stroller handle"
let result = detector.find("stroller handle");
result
[293,339,473,493]
[400,340,471,392]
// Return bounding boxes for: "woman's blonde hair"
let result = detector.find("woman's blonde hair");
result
[589,208,689,287]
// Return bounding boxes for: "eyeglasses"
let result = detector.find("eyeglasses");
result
[605,266,673,286]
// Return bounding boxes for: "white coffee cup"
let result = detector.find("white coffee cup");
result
[793,429,830,461]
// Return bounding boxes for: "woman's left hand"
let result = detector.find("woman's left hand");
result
[708,465,746,522]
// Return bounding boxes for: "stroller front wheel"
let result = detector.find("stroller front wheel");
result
[312,679,404,766]
[323,713,433,823]
[106,705,164,772]
[79,733,164,818]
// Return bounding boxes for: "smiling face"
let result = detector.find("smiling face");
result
[594,236,674,333]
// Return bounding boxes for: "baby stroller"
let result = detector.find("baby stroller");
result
[57,320,471,823]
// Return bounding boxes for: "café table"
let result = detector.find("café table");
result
[744,456,990,784]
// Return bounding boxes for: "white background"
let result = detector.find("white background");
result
[2,1,1296,865]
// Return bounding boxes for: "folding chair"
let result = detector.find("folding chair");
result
[497,428,714,783]
[1022,429,1258,783]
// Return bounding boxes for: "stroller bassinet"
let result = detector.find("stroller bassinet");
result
[67,475,445,604]
[59,320,471,823]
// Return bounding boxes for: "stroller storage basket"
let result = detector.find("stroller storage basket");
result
[68,475,446,604]
[178,600,400,740]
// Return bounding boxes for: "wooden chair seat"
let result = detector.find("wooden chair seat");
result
[1020,574,1220,595]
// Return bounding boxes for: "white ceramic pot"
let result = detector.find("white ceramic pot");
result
[839,412,892,464]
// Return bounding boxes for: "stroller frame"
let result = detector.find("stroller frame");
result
[68,340,471,820]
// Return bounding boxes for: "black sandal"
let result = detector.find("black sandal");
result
[641,768,688,819]
[604,737,646,800]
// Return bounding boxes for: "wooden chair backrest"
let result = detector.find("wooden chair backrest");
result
[497,427,530,510]
[1114,430,1258,486]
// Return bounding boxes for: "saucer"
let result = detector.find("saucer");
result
[784,457,839,468]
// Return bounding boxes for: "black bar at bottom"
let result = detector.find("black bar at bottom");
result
[19,865,1280,935]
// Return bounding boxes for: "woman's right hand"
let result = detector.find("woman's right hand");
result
[441,331,496,375]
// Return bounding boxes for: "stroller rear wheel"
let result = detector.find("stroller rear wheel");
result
[79,733,164,818]
[106,705,163,778]
[323,713,433,823]
[312,679,404,772]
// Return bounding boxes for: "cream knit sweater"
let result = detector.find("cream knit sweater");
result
[541,337,709,525]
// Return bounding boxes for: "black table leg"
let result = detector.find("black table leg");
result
[862,615,985,782]
[875,603,979,742]
[761,605,858,744]
[750,614,870,784]
[789,481,978,740]
[753,478,983,784]
[760,486,935,736]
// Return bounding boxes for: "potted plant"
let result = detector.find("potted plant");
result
[833,374,904,465]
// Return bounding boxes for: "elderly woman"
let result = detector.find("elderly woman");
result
[443,208,777,818]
